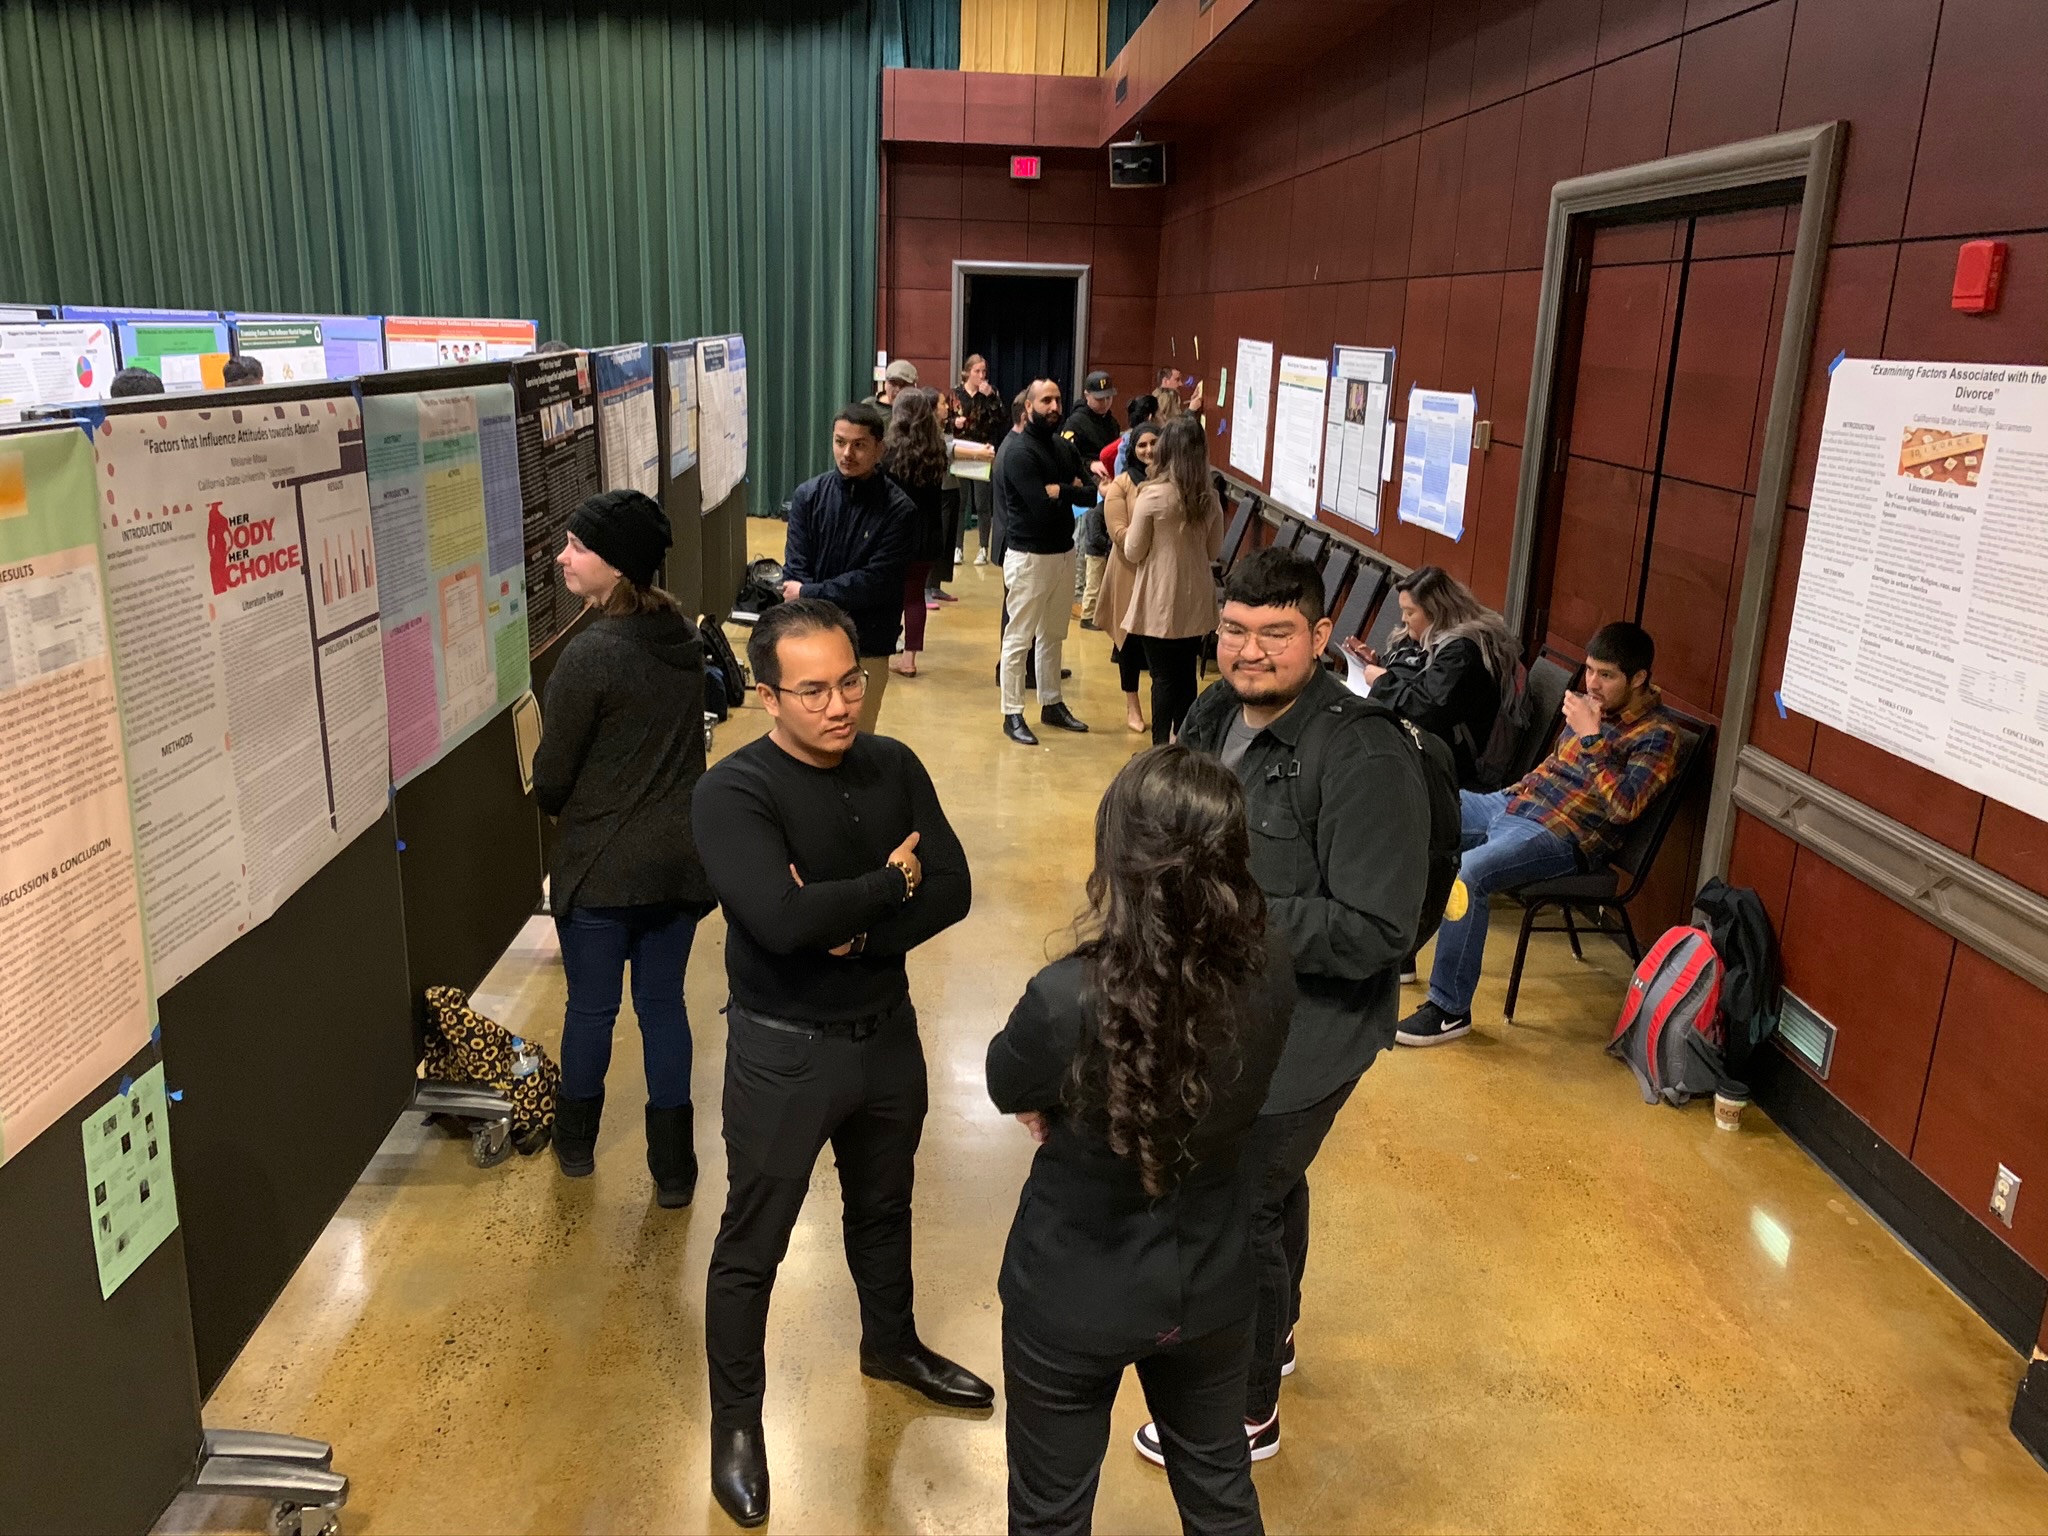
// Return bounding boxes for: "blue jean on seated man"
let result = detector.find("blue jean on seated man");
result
[1425,790,1579,1019]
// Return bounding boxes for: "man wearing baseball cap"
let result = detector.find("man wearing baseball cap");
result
[1063,370,1122,475]
[867,358,919,411]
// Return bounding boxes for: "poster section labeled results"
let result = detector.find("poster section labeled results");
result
[593,344,660,497]
[1229,338,1274,482]
[94,396,391,993]
[695,336,749,512]
[513,352,599,653]
[0,426,153,1165]
[0,322,116,424]
[1395,387,1475,541]
[384,316,538,370]
[364,385,531,786]
[1321,346,1394,532]
[1268,353,1329,516]
[664,341,698,479]
[1780,359,2048,822]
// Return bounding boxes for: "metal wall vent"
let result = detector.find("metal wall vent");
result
[1777,990,1836,1079]
[1114,74,1128,104]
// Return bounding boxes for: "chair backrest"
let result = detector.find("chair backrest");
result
[1218,493,1257,572]
[1320,545,1356,617]
[1366,588,1407,656]
[1272,517,1304,552]
[1610,718,1714,896]
[1296,527,1329,566]
[1515,654,1574,782]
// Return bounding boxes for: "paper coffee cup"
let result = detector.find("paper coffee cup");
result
[1713,1092,1746,1132]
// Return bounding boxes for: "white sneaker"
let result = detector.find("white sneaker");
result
[1135,1410,1280,1467]
[1398,966,1419,985]
[974,549,989,566]
[954,546,964,562]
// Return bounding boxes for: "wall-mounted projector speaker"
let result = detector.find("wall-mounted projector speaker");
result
[1108,138,1168,188]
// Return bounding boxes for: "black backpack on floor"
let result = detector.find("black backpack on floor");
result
[1692,878,1782,1076]
[698,616,747,720]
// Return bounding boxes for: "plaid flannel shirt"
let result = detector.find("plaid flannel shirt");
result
[1504,690,1681,864]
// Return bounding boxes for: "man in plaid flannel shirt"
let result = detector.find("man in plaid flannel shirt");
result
[1397,621,1681,1046]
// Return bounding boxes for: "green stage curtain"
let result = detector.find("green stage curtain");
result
[1106,0,1154,63]
[883,0,960,69]
[0,0,899,513]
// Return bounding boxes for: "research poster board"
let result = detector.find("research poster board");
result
[1395,386,1475,541]
[662,340,699,479]
[0,322,116,423]
[231,314,385,381]
[1228,337,1274,482]
[383,316,538,370]
[1780,358,2048,822]
[1268,353,1329,515]
[1320,345,1395,532]
[512,351,599,653]
[0,303,59,321]
[62,308,229,392]
[93,394,391,993]
[592,343,660,498]
[0,425,154,1166]
[695,335,748,511]
[363,384,531,786]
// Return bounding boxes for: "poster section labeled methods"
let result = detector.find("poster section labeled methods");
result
[664,341,698,479]
[695,336,749,512]
[1268,353,1330,516]
[1780,358,2048,823]
[80,1062,179,1297]
[0,322,116,424]
[0,426,153,1166]
[593,344,660,498]
[513,352,599,653]
[1395,387,1475,541]
[94,396,390,994]
[1229,338,1275,482]
[1321,346,1395,532]
[383,316,539,370]
[364,384,531,786]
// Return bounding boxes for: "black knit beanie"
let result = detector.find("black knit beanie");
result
[569,488,671,588]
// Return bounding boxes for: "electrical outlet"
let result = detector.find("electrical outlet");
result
[1991,1165,2021,1229]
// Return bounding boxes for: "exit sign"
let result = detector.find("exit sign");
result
[1010,154,1042,181]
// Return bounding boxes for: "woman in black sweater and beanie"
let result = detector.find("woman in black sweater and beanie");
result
[988,745,1295,1536]
[534,488,716,1206]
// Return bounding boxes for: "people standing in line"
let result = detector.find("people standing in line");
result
[691,598,984,1529]
[988,746,1295,1536]
[955,355,1006,567]
[1168,547,1430,1465]
[1122,416,1227,746]
[1397,621,1679,1048]
[882,389,949,681]
[532,489,715,1208]
[780,403,916,735]
[1346,567,1516,791]
[997,378,1096,747]
[1099,420,1162,734]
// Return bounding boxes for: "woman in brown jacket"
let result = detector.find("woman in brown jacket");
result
[1099,420,1161,734]
[1121,415,1225,744]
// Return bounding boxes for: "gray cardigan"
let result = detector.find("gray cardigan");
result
[532,609,716,916]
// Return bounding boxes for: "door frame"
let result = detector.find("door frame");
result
[1502,122,1846,883]
[951,260,1093,409]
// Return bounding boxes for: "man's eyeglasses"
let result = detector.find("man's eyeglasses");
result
[772,670,869,712]
[1216,621,1308,653]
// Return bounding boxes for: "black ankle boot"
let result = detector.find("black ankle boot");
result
[552,1090,603,1177]
[645,1102,697,1208]
[710,1424,769,1527]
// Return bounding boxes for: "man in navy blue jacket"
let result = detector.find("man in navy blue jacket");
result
[781,402,917,733]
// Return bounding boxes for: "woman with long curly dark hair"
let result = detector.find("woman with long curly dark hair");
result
[988,745,1295,1536]
[882,387,949,677]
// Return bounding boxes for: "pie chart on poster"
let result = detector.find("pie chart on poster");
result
[76,355,94,388]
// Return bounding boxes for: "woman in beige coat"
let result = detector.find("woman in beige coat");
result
[1098,421,1161,734]
[1121,415,1225,744]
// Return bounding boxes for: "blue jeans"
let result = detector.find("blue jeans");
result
[555,903,699,1108]
[1427,791,1579,1017]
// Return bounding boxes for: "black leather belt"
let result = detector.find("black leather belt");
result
[727,999,904,1042]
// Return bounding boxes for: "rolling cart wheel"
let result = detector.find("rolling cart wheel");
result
[471,1119,513,1169]
[269,1501,341,1536]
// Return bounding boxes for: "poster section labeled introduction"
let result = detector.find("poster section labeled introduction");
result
[1320,346,1395,532]
[1268,353,1330,516]
[94,396,391,993]
[695,336,749,512]
[0,426,154,1166]
[1229,338,1274,482]
[0,322,116,424]
[664,341,698,479]
[593,344,660,497]
[1395,387,1475,541]
[513,352,599,653]
[364,384,531,786]
[1780,358,2048,822]
[383,316,539,370]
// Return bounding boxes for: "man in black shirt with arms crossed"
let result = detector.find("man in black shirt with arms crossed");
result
[692,599,984,1528]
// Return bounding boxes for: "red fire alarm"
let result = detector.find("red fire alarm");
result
[1009,154,1042,181]
[1953,239,2007,314]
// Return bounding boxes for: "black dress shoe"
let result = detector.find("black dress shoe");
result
[1004,713,1040,746]
[860,1341,996,1410]
[710,1424,769,1528]
[1040,702,1090,733]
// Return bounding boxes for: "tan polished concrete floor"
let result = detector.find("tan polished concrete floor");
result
[161,520,2048,1535]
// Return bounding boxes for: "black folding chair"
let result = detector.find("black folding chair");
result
[1500,718,1715,1019]
[1319,545,1356,619]
[1272,517,1304,552]
[1323,560,1389,664]
[1513,653,1574,784]
[1296,527,1329,566]
[1218,493,1258,574]
[1363,591,1406,658]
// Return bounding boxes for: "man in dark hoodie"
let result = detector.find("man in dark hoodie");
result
[781,402,917,733]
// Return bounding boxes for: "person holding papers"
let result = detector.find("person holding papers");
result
[1345,566,1515,792]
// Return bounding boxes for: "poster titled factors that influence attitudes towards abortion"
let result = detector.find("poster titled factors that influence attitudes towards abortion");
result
[364,385,531,785]
[1781,358,2048,823]
[0,426,154,1166]
[93,396,391,994]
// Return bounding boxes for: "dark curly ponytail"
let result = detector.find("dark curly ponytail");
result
[1068,745,1270,1197]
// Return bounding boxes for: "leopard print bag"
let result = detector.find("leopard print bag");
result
[421,986,560,1155]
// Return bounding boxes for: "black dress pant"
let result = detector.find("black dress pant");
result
[1005,1313,1262,1536]
[1136,633,1205,744]
[705,1000,928,1429]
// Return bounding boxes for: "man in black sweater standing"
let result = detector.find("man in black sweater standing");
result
[781,402,916,735]
[997,377,1096,746]
[692,598,985,1529]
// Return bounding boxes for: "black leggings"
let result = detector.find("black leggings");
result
[1112,641,1145,695]
[1137,633,1204,745]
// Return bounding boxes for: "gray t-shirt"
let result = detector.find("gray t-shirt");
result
[1221,710,1260,773]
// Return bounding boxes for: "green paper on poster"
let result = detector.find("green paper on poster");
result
[80,1063,179,1299]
